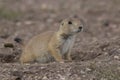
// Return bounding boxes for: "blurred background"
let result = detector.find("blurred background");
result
[0,0,120,80]
[0,0,120,41]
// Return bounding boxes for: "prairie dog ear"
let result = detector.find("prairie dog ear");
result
[60,19,65,28]
[61,21,64,26]
[59,22,64,30]
[59,20,66,31]
[60,19,69,25]
[59,18,72,29]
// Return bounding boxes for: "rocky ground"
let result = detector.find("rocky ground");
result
[0,0,120,80]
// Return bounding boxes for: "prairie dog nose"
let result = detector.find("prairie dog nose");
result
[78,26,83,30]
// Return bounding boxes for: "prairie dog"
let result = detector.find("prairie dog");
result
[20,17,84,63]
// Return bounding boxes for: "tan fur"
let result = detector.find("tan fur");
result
[20,17,84,63]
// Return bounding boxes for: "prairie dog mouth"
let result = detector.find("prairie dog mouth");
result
[75,28,83,33]
[77,28,82,32]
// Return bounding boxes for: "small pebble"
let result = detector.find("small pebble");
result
[114,55,119,60]
[104,52,108,55]
[41,3,48,10]
[24,21,32,25]
[42,76,48,79]
[80,70,85,74]
[86,68,92,72]
[16,22,22,26]
[102,20,109,27]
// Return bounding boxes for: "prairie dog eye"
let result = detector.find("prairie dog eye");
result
[68,21,72,24]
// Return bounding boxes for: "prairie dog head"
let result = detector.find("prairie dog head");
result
[59,18,84,35]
